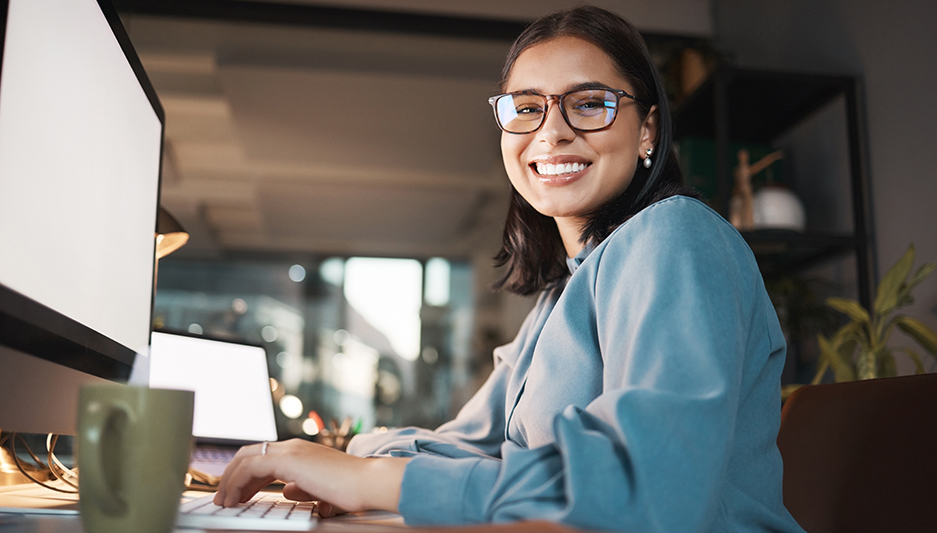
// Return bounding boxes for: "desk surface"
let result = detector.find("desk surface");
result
[0,485,581,533]
[0,513,578,533]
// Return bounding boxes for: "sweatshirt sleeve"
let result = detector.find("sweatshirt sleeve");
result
[345,358,510,459]
[346,291,553,460]
[396,199,784,532]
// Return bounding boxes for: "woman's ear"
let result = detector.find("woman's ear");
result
[639,105,659,153]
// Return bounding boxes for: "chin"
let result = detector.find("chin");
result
[527,203,587,219]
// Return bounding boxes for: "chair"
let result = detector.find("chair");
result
[777,372,937,533]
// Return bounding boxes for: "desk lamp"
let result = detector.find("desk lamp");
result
[155,206,188,288]
[156,206,189,259]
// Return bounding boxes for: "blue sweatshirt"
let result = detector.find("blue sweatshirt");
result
[347,196,806,533]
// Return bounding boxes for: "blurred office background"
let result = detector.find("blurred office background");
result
[115,0,937,438]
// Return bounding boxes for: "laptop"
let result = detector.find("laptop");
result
[148,330,279,485]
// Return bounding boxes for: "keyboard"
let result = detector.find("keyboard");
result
[190,446,238,478]
[177,492,318,531]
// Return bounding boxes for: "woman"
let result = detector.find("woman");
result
[215,6,805,532]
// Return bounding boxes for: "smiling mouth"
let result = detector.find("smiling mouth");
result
[532,161,591,176]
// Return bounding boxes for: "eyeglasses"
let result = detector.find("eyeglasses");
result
[488,87,648,134]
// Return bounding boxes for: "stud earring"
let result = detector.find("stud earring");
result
[643,147,653,168]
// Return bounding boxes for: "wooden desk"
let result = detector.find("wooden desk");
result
[0,513,579,533]
[0,486,583,533]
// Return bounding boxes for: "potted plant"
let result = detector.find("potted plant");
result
[806,244,937,386]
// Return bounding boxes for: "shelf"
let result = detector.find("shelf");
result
[742,230,859,278]
[668,66,872,308]
[674,67,853,143]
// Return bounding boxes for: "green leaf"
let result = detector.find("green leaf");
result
[905,261,937,293]
[878,352,897,377]
[781,384,803,401]
[810,358,830,385]
[895,347,925,374]
[827,297,871,326]
[819,333,857,382]
[879,314,902,346]
[895,293,915,309]
[816,334,835,374]
[817,333,835,361]
[891,262,937,314]
[838,322,868,350]
[895,316,937,357]
[875,245,915,316]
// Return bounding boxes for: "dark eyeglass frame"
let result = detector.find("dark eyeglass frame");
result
[487,87,651,134]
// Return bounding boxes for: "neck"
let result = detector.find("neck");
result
[554,217,586,258]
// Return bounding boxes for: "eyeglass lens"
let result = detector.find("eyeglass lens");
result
[494,89,619,133]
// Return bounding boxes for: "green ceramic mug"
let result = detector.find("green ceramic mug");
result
[78,384,194,533]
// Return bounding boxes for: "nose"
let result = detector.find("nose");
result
[537,97,575,144]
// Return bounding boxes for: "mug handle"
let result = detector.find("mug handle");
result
[80,400,132,516]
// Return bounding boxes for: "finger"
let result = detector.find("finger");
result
[317,501,347,518]
[215,443,266,505]
[220,456,278,507]
[238,475,278,504]
[282,482,315,502]
[218,472,275,507]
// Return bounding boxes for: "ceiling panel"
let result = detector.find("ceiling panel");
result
[259,181,485,241]
[217,66,502,178]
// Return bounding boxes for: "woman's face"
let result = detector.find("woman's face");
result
[500,36,657,229]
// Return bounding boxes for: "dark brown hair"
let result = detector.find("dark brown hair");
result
[493,6,698,295]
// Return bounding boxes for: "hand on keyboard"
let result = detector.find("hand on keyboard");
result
[213,438,410,517]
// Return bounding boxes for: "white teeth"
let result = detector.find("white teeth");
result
[535,162,588,176]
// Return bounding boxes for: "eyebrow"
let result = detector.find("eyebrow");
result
[508,81,616,94]
[567,81,614,92]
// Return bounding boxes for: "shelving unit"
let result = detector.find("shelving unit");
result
[673,66,875,310]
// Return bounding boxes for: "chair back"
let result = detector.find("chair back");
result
[777,373,937,532]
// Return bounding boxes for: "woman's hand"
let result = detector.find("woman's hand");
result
[212,439,410,517]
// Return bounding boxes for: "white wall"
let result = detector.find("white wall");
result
[714,0,937,342]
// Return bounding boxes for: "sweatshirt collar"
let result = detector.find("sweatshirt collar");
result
[565,240,596,275]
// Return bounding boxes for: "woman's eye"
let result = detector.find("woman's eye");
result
[572,99,607,113]
[516,104,544,116]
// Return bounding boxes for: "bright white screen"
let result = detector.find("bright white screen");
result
[148,332,278,442]
[0,0,162,355]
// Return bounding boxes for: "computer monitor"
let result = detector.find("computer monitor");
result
[0,0,164,435]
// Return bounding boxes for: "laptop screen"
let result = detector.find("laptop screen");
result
[148,331,278,443]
